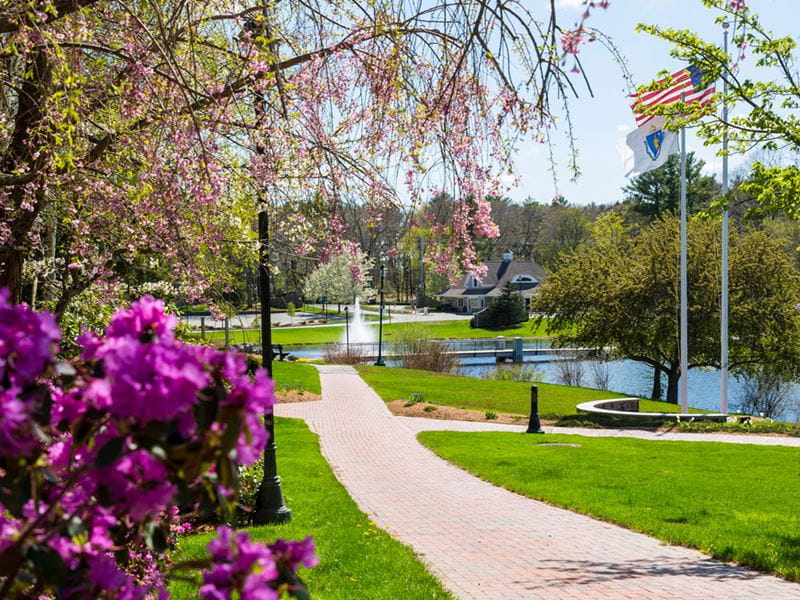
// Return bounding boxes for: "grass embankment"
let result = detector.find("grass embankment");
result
[419,430,800,581]
[272,361,321,395]
[356,365,686,418]
[199,318,549,346]
[171,418,452,599]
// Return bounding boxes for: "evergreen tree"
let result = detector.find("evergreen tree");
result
[475,282,528,327]
[623,152,718,222]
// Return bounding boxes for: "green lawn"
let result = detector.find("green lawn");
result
[195,327,342,345]
[272,361,321,395]
[171,418,451,599]
[382,318,548,340]
[198,318,549,346]
[419,430,800,581]
[356,365,686,417]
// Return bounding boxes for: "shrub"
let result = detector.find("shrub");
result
[484,364,543,382]
[0,294,315,598]
[484,411,498,420]
[404,392,425,407]
[736,367,798,419]
[394,323,457,373]
[323,343,369,364]
[554,358,585,387]
[589,358,611,390]
[423,405,438,412]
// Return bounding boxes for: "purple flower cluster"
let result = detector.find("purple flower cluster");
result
[201,527,318,600]
[0,294,313,599]
[0,290,60,457]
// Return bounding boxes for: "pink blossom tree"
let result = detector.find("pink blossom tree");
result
[0,0,610,312]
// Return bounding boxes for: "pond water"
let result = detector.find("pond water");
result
[278,341,800,422]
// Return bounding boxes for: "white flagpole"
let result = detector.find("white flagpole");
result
[720,22,730,415]
[680,122,689,414]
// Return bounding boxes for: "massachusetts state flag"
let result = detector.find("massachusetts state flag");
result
[630,65,715,127]
[618,116,679,177]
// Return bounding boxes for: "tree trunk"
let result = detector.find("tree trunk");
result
[0,50,52,304]
[0,248,24,303]
[665,367,680,405]
[650,364,662,400]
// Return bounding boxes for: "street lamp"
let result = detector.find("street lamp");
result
[244,15,291,526]
[375,255,387,366]
[344,306,350,357]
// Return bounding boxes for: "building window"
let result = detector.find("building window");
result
[512,275,536,284]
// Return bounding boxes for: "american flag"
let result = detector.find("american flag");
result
[630,65,715,127]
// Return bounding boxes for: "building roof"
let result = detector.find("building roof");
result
[437,258,547,299]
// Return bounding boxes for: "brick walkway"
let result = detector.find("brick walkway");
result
[275,365,800,599]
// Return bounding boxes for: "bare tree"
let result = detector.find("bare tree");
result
[736,368,798,419]
[554,359,585,388]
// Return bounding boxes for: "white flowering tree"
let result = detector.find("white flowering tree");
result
[304,249,376,306]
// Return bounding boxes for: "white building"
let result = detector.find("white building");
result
[435,251,547,314]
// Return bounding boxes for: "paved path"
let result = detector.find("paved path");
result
[275,366,800,599]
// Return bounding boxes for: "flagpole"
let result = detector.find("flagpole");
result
[720,21,730,416]
[680,122,689,414]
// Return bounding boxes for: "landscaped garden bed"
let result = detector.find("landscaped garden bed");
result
[271,361,321,401]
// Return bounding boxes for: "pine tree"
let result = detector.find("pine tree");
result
[479,282,528,327]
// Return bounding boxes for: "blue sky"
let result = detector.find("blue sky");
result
[509,0,793,206]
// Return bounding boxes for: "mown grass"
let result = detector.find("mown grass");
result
[198,318,550,346]
[272,361,321,395]
[171,418,452,599]
[419,430,800,581]
[356,365,688,417]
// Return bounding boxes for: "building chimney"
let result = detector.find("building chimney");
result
[502,250,513,263]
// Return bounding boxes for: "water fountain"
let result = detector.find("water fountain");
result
[342,297,376,344]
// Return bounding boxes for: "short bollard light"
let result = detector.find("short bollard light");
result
[526,385,545,434]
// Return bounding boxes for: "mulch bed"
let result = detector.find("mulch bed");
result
[387,400,527,425]
[276,391,321,403]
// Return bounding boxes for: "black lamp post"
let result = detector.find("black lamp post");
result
[246,15,291,526]
[344,306,350,357]
[375,256,386,366]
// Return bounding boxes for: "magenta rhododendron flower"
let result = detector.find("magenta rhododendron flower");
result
[201,526,316,600]
[106,294,178,342]
[0,293,312,598]
[0,290,60,458]
[0,289,60,386]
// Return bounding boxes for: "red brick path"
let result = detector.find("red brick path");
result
[276,365,800,599]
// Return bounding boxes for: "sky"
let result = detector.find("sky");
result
[509,0,794,206]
